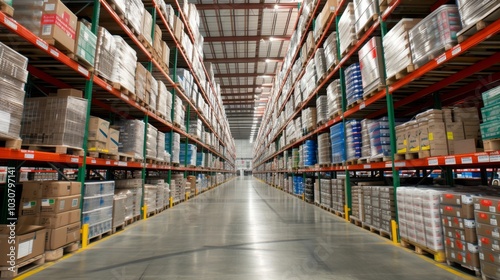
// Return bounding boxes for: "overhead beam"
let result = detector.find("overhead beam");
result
[215,73,276,78]
[223,99,256,103]
[204,57,283,63]
[221,85,272,89]
[204,36,290,42]
[196,3,298,10]
[222,93,259,97]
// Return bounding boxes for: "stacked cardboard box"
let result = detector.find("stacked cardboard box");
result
[481,85,500,142]
[144,184,158,213]
[320,179,332,208]
[346,120,362,161]
[314,0,337,41]
[351,184,364,221]
[353,0,378,37]
[157,131,168,162]
[135,63,148,104]
[21,96,88,149]
[323,32,338,71]
[112,194,127,229]
[301,107,317,134]
[40,181,81,250]
[140,9,153,49]
[114,189,134,222]
[87,116,110,153]
[474,196,500,278]
[115,179,142,218]
[331,179,345,213]
[146,125,158,160]
[95,27,115,81]
[111,36,137,94]
[0,42,28,140]
[305,177,315,203]
[166,132,181,164]
[116,119,145,160]
[318,133,332,165]
[82,181,114,239]
[75,21,97,67]
[171,173,186,202]
[440,192,479,273]
[360,119,373,158]
[326,79,342,119]
[358,37,385,97]
[338,3,356,56]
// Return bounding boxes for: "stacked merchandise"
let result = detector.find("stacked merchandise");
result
[323,32,338,70]
[481,86,500,142]
[351,184,364,221]
[331,179,345,213]
[326,79,342,119]
[345,63,364,106]
[115,179,143,218]
[298,145,304,168]
[474,196,500,278]
[21,96,88,148]
[353,0,378,37]
[166,132,181,164]
[314,48,327,80]
[303,140,317,167]
[149,75,158,112]
[449,107,480,154]
[187,175,197,195]
[114,189,134,222]
[0,42,28,140]
[146,125,158,160]
[126,0,144,35]
[147,179,167,211]
[75,21,97,67]
[358,37,385,96]
[107,125,120,156]
[320,179,332,209]
[189,118,203,139]
[367,117,392,158]
[197,174,208,192]
[135,63,148,104]
[39,181,81,251]
[144,184,158,213]
[82,181,115,239]
[179,143,197,166]
[397,187,446,255]
[293,175,304,195]
[294,87,303,111]
[330,123,346,164]
[370,186,395,233]
[171,173,186,202]
[296,117,303,139]
[317,133,332,165]
[302,107,317,134]
[346,120,362,161]
[140,8,153,48]
[384,19,421,81]
[316,95,328,125]
[304,177,315,203]
[314,180,320,205]
[338,3,356,56]
[112,194,127,230]
[196,152,205,167]
[292,148,300,169]
[157,131,168,162]
[440,192,479,273]
[360,119,372,158]
[409,5,462,68]
[173,96,185,129]
[302,59,317,100]
[12,1,45,34]
[457,0,500,31]
[116,120,145,160]
[157,81,170,120]
[95,27,116,81]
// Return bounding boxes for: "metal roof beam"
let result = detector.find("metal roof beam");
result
[215,73,276,78]
[204,57,283,63]
[196,3,298,10]
[204,35,290,42]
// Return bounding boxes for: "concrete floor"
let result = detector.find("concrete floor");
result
[27,176,470,280]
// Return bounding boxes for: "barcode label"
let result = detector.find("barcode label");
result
[42,25,52,36]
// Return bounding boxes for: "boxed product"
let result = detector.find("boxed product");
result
[41,195,80,214]
[56,88,83,98]
[0,225,46,266]
[75,21,97,67]
[88,116,109,143]
[42,181,81,197]
[39,209,80,229]
[106,128,120,155]
[39,0,78,52]
[45,222,81,250]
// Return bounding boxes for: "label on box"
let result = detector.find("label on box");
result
[429,133,434,141]
[23,201,35,209]
[45,3,56,11]
[491,219,498,226]
[17,239,33,259]
[59,200,65,210]
[494,232,500,239]
[41,199,54,206]
[42,24,53,36]
[71,198,78,207]
[491,206,496,213]
[447,132,454,140]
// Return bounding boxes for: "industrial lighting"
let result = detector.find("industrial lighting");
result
[274,4,278,9]
[265,59,270,63]
[269,37,276,41]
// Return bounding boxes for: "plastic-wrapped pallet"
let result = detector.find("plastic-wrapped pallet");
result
[383,18,421,82]
[21,96,88,148]
[360,119,372,158]
[301,107,317,134]
[112,194,127,228]
[326,80,342,118]
[156,131,167,161]
[149,74,159,111]
[397,187,446,252]
[458,0,500,32]
[409,5,462,68]
[368,117,392,158]
[114,179,142,217]
[330,122,346,164]
[292,148,300,169]
[180,143,197,166]
[108,0,126,16]
[82,181,115,239]
[12,1,44,33]
[331,179,345,213]
[303,140,317,167]
[320,179,332,208]
[345,63,364,106]
[111,36,137,94]
[351,184,364,220]
[140,9,153,47]
[189,118,203,139]
[116,119,145,160]
[353,0,378,37]
[135,63,147,103]
[157,81,169,119]
[144,184,157,213]
[126,0,144,35]
[0,42,28,140]
[114,189,134,221]
[173,96,185,128]
[75,21,97,67]
[318,133,331,165]
[146,125,158,160]
[314,48,327,80]
[338,3,356,56]
[323,32,338,70]
[95,27,115,81]
[305,177,314,203]
[171,173,186,202]
[293,175,304,195]
[359,37,385,97]
[346,120,362,161]
[166,132,180,164]
[316,96,328,125]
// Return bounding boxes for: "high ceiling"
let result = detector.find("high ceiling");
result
[196,1,300,140]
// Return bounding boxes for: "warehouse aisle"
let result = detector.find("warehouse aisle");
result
[27,177,468,280]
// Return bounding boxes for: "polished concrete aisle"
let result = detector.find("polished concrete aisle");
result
[27,177,469,280]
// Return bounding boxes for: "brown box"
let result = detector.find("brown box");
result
[442,215,476,229]
[479,247,500,265]
[475,211,500,227]
[396,124,408,154]
[161,41,170,68]
[106,128,119,155]
[40,0,78,53]
[173,16,184,42]
[407,122,420,153]
[474,196,500,213]
[45,222,81,250]
[445,237,478,253]
[481,261,500,279]
[18,215,41,226]
[446,122,465,154]
[42,181,81,197]
[440,204,474,219]
[57,88,83,98]
[453,139,477,154]
[479,235,500,251]
[88,116,109,143]
[445,247,480,268]
[443,227,477,243]
[20,181,42,216]
[421,120,448,156]
[22,181,43,199]
[476,223,500,240]
[153,24,162,55]
[41,195,80,214]
[440,192,474,206]
[39,211,70,229]
[0,225,46,266]
[68,209,81,224]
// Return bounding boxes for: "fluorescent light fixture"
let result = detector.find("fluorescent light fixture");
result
[265,59,270,63]
[274,4,278,9]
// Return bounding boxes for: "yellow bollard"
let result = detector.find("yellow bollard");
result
[391,220,399,244]
[169,197,173,208]
[142,205,148,220]
[81,224,89,248]
[344,205,350,222]
[185,192,189,201]
[302,194,305,201]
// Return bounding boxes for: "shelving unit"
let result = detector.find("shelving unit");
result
[253,0,500,246]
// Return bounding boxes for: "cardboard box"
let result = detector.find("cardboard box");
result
[18,215,41,226]
[446,122,465,154]
[39,211,70,229]
[476,223,500,240]
[40,0,78,53]
[396,124,407,154]
[88,140,107,152]
[440,204,474,219]
[45,222,81,250]
[22,181,43,199]
[442,215,476,229]
[106,128,120,155]
[0,225,46,266]
[88,116,109,143]
[480,247,500,265]
[443,227,477,243]
[479,235,500,251]
[440,193,474,206]
[57,88,83,98]
[475,211,500,226]
[20,181,42,216]
[42,181,81,197]
[420,120,448,156]
[481,261,500,279]
[407,122,420,152]
[161,41,170,68]
[173,16,184,43]
[445,247,480,268]
[445,237,478,253]
[41,195,80,214]
[453,139,477,155]
[75,21,97,66]
[474,196,500,213]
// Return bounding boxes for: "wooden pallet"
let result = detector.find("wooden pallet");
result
[345,159,358,166]
[67,53,94,72]
[112,82,133,96]
[112,223,125,234]
[361,223,392,240]
[363,84,386,100]
[0,137,22,149]
[0,1,14,17]
[394,153,406,161]
[457,4,500,43]
[403,152,419,160]
[400,238,446,262]
[124,215,141,226]
[88,230,112,244]
[357,157,369,164]
[118,153,142,162]
[44,39,75,55]
[332,210,345,219]
[347,99,363,110]
[386,64,415,85]
[137,34,154,53]
[0,254,45,278]
[356,13,379,39]
[446,260,481,277]
[483,138,500,152]
[350,216,363,227]
[88,151,120,161]
[413,44,453,71]
[341,39,358,57]
[45,242,79,262]
[24,144,84,156]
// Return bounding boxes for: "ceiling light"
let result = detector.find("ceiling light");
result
[274,4,278,9]
[269,37,276,41]
[265,59,270,63]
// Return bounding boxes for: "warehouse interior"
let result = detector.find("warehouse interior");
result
[0,0,500,279]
